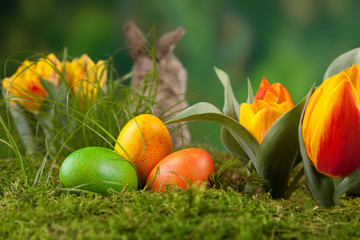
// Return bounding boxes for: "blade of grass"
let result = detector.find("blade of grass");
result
[0,115,30,183]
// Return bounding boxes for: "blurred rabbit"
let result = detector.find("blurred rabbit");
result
[122,21,190,149]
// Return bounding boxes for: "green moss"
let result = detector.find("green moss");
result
[2,186,360,239]
[2,150,360,239]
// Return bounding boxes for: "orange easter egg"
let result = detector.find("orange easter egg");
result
[146,148,215,191]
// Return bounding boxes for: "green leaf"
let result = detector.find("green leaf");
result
[40,78,68,106]
[247,78,254,104]
[256,95,307,198]
[214,67,240,120]
[214,67,248,162]
[167,101,222,116]
[9,106,37,155]
[298,86,335,208]
[323,48,360,81]
[39,78,59,100]
[0,112,32,182]
[333,168,360,205]
[39,78,70,148]
[167,102,259,168]
[39,78,70,129]
[220,127,249,163]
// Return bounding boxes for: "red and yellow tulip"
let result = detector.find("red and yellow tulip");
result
[302,64,360,178]
[2,54,63,111]
[239,77,294,143]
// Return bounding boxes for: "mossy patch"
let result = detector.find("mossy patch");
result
[2,149,360,239]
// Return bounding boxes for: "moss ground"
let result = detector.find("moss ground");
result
[1,149,360,240]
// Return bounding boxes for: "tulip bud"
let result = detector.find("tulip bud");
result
[302,64,360,178]
[239,77,294,143]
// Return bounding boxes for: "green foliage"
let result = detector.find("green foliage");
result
[215,67,249,162]
[256,96,306,198]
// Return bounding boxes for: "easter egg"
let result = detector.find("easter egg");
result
[59,147,138,196]
[114,114,173,183]
[146,148,215,191]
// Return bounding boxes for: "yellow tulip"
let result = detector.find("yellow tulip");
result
[2,54,62,111]
[240,77,294,143]
[302,64,360,178]
[65,54,107,104]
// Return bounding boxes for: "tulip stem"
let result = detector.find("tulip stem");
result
[286,167,304,199]
[245,161,255,195]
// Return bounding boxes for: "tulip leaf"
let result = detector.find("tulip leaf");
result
[333,168,360,205]
[167,102,259,168]
[39,77,59,101]
[167,101,222,116]
[8,106,38,155]
[220,127,249,163]
[298,86,335,208]
[39,78,70,129]
[214,67,248,162]
[247,78,254,104]
[40,78,68,106]
[256,95,306,198]
[323,48,360,80]
[214,67,240,120]
[300,144,335,208]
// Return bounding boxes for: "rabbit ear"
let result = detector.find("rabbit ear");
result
[122,21,149,60]
[156,26,185,60]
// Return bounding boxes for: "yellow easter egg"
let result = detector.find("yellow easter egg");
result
[114,114,173,183]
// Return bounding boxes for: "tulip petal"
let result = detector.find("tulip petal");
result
[254,77,271,101]
[302,71,350,157]
[345,64,360,95]
[254,77,294,106]
[249,102,284,143]
[305,77,360,177]
[27,78,47,97]
[271,83,294,105]
[262,90,278,103]
[239,102,255,131]
[240,100,293,143]
[277,101,294,113]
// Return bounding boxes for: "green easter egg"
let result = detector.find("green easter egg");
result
[59,147,138,196]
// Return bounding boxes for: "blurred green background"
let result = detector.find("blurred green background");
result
[1,0,360,153]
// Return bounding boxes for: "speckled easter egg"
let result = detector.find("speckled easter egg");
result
[59,147,138,196]
[146,148,215,191]
[114,114,173,183]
